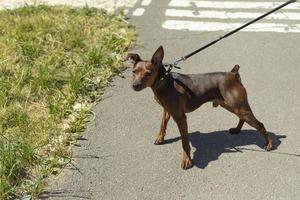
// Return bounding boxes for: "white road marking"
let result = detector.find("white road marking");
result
[166,9,300,21]
[169,0,300,10]
[162,20,300,33]
[164,1,300,33]
[141,0,152,6]
[133,8,145,16]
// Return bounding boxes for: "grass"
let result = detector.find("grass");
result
[0,5,135,199]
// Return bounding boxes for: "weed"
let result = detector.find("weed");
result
[0,5,134,199]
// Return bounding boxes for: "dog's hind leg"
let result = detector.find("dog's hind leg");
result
[154,108,170,145]
[229,119,245,134]
[238,107,272,151]
[214,100,245,134]
[221,90,272,149]
[220,68,272,150]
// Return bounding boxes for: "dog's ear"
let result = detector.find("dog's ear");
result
[125,53,141,65]
[151,46,164,66]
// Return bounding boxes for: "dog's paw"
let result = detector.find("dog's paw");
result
[229,128,241,134]
[264,142,273,151]
[154,136,164,145]
[181,156,192,170]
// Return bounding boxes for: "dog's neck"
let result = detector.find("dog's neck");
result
[151,66,169,90]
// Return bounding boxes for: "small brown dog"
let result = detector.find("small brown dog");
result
[126,46,272,169]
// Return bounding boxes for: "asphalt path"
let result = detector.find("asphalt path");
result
[42,0,300,199]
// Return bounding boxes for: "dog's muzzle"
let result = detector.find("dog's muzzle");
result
[132,81,143,91]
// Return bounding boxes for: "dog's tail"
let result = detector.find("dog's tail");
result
[231,64,240,73]
[231,64,241,82]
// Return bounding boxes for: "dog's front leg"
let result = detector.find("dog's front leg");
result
[154,109,170,145]
[174,115,192,169]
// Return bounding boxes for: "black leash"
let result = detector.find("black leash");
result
[164,0,298,73]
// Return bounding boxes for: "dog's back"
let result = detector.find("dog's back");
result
[170,64,241,96]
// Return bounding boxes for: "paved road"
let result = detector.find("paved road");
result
[42,0,300,199]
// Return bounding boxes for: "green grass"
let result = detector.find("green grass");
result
[0,5,135,199]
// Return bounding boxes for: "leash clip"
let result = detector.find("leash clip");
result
[173,56,186,66]
[163,56,186,74]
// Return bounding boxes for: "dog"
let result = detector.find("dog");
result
[126,46,272,169]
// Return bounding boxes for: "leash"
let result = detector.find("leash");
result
[163,0,298,73]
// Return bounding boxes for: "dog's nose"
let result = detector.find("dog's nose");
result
[132,82,142,91]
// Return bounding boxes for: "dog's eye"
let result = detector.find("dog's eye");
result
[132,70,136,73]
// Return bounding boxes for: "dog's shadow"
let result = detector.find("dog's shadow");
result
[164,130,287,169]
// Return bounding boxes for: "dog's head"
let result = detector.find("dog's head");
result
[125,46,164,91]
